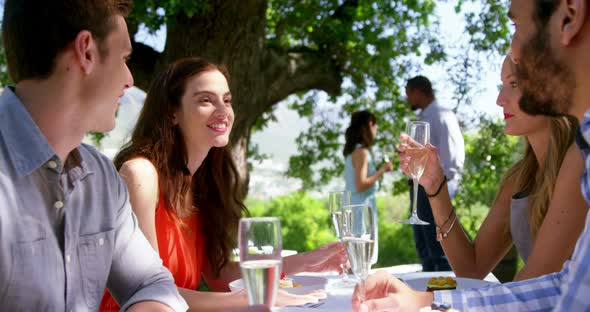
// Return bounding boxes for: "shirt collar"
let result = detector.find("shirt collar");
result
[0,87,88,177]
[419,99,438,118]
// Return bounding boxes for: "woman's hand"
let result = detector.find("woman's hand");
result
[284,242,347,275]
[352,271,433,312]
[379,161,394,175]
[397,133,446,194]
[275,289,327,307]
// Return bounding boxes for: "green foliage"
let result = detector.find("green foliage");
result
[87,132,107,148]
[0,31,13,86]
[457,0,512,53]
[128,1,212,30]
[247,192,335,252]
[375,195,420,266]
[246,192,421,268]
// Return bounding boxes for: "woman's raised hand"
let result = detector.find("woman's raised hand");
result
[300,242,348,273]
[397,133,446,195]
[275,289,327,307]
[379,161,394,174]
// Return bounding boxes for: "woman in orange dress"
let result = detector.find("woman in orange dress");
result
[99,57,344,311]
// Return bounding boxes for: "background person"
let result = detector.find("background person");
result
[343,110,393,265]
[405,75,465,272]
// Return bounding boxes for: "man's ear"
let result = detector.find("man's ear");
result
[561,0,588,45]
[72,30,97,75]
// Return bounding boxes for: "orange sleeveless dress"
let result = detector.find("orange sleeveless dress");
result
[99,192,204,311]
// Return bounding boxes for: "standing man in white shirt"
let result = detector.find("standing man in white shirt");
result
[405,76,465,272]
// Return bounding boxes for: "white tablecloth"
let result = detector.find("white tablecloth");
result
[274,266,500,311]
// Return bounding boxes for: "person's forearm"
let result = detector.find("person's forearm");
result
[435,272,563,311]
[356,168,385,193]
[428,185,485,278]
[514,261,564,281]
[127,301,175,312]
[206,261,242,292]
[179,287,248,312]
[282,253,307,275]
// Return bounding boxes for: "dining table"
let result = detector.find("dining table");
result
[274,265,500,311]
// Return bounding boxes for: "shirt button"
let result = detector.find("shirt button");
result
[54,201,64,209]
[48,160,58,169]
[66,255,71,263]
[98,238,104,246]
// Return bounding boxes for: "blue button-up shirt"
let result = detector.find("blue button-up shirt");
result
[434,109,590,311]
[0,88,188,311]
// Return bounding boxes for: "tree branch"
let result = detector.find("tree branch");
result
[263,46,342,108]
[128,40,162,90]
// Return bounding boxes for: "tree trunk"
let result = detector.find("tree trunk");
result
[128,0,344,198]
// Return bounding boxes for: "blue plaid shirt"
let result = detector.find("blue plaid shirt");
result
[434,110,590,311]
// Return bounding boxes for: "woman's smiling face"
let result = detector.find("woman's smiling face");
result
[173,69,234,149]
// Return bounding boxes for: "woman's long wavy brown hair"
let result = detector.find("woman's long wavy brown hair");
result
[114,57,247,276]
[343,110,377,156]
[498,116,578,240]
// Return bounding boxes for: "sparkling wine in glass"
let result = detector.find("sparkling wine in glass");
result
[329,191,351,240]
[328,190,354,287]
[400,121,430,225]
[341,204,375,299]
[238,217,282,307]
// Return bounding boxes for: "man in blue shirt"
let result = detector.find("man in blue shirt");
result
[353,0,590,310]
[0,0,187,311]
[405,76,465,272]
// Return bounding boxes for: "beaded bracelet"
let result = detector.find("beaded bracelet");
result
[426,175,447,198]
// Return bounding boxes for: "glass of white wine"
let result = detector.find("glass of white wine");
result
[328,190,354,287]
[341,204,375,300]
[238,217,282,307]
[399,121,430,225]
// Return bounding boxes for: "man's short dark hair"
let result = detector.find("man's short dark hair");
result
[2,0,133,83]
[534,0,560,29]
[406,75,434,98]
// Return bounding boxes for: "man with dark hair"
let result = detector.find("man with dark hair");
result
[405,75,465,272]
[352,0,590,310]
[0,1,187,311]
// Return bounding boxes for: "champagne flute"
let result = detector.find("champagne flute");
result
[328,190,354,287]
[382,144,396,163]
[238,217,282,307]
[399,121,430,225]
[341,203,375,299]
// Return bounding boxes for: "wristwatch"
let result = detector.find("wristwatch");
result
[429,302,454,311]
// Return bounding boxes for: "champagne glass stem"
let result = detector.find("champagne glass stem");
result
[412,177,419,217]
[357,279,366,303]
